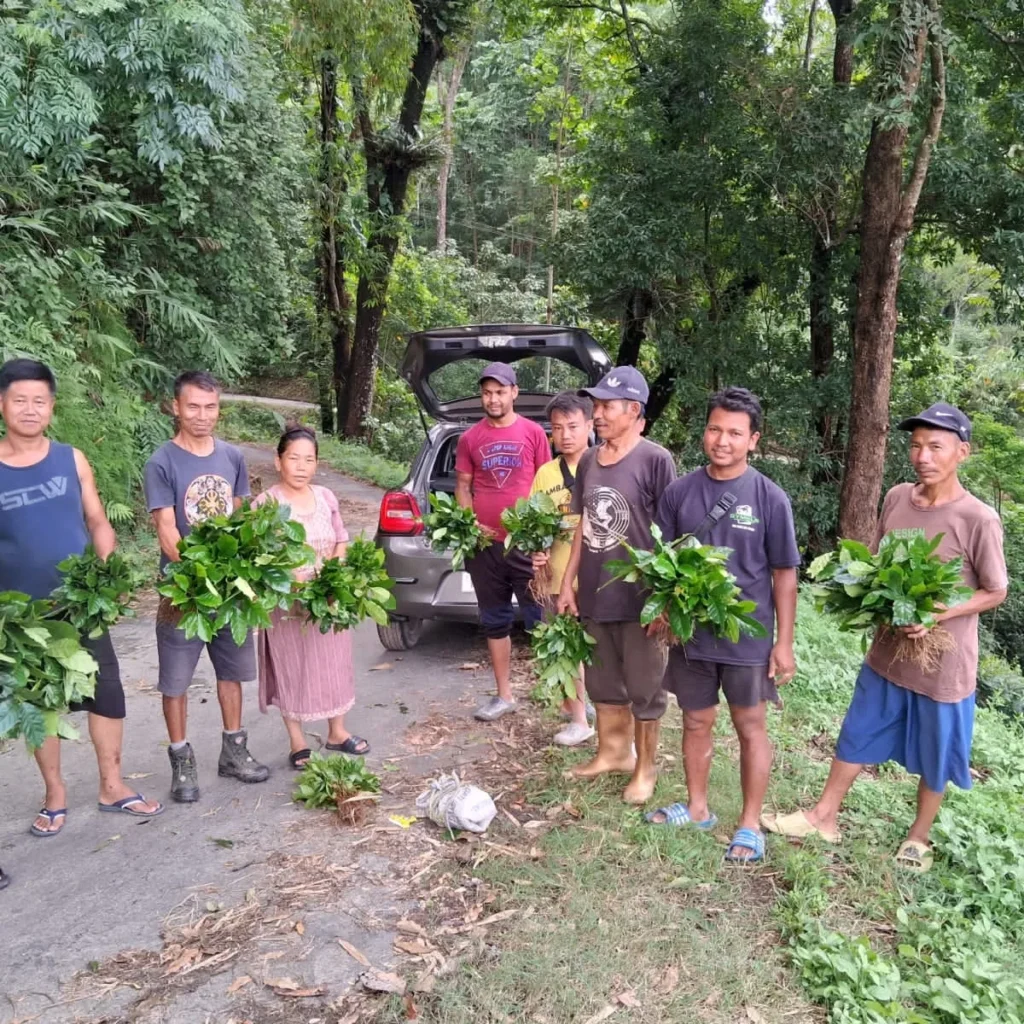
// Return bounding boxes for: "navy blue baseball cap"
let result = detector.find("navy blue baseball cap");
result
[479,362,517,387]
[898,402,972,442]
[579,366,650,404]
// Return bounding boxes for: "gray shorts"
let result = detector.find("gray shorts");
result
[156,599,257,697]
[664,654,778,712]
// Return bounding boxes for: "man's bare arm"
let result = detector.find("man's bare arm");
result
[455,471,473,511]
[152,507,183,563]
[74,448,116,560]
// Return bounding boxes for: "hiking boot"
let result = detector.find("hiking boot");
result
[622,717,660,805]
[168,743,200,803]
[571,703,636,778]
[218,730,270,784]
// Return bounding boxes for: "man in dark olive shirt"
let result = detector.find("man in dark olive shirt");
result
[647,388,799,865]
[558,366,676,806]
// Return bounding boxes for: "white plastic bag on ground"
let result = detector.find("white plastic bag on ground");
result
[415,772,496,833]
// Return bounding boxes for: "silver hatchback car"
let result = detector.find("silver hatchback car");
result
[373,324,610,651]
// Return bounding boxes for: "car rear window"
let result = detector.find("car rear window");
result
[429,357,588,402]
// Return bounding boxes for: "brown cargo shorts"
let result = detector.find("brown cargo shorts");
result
[582,620,667,720]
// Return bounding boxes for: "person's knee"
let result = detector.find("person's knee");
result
[683,709,717,735]
[479,605,514,640]
[731,706,769,744]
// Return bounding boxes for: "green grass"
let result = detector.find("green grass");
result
[378,593,1024,1024]
[218,400,409,491]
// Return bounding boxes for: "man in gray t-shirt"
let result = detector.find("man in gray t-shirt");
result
[558,367,676,807]
[647,387,800,866]
[143,371,268,803]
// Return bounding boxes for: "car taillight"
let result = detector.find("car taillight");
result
[378,490,424,535]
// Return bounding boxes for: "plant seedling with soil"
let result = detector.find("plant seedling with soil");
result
[293,752,382,825]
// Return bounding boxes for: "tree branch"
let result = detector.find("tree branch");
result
[966,14,1024,76]
[896,0,946,234]
[546,2,652,32]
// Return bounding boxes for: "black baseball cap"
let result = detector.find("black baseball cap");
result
[897,402,972,442]
[479,362,517,387]
[579,366,650,404]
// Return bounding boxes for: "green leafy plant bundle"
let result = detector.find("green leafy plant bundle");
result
[605,525,766,644]
[529,613,597,705]
[301,538,396,633]
[423,491,490,571]
[808,532,973,671]
[157,499,314,645]
[293,752,382,825]
[502,492,571,598]
[0,591,98,750]
[51,546,144,638]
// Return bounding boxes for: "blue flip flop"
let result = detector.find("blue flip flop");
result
[645,803,719,829]
[98,794,165,818]
[30,807,67,837]
[724,826,766,864]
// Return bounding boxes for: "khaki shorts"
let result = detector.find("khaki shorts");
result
[582,620,667,721]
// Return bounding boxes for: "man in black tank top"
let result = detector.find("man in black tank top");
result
[0,360,163,888]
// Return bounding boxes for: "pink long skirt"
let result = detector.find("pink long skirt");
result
[258,608,355,721]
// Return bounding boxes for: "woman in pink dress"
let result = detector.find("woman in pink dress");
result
[253,427,369,768]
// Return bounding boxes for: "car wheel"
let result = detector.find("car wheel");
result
[377,617,424,651]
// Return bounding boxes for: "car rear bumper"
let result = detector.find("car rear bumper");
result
[377,534,528,624]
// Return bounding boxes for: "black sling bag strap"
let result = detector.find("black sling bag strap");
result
[692,490,739,542]
[558,455,575,494]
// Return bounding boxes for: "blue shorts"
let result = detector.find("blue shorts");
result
[835,663,975,793]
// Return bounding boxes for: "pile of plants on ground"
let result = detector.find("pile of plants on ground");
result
[293,752,381,825]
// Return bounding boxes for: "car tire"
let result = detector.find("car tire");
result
[377,617,424,651]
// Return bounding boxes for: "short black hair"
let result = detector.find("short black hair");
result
[174,370,220,399]
[546,391,593,421]
[707,386,762,433]
[277,426,318,457]
[0,358,56,395]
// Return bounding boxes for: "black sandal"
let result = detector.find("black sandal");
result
[0,865,9,890]
[289,748,312,770]
[325,736,370,756]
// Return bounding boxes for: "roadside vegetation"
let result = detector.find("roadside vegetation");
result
[372,596,1024,1024]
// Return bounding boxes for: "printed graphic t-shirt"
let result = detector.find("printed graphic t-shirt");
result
[529,457,579,595]
[571,439,677,622]
[655,466,801,665]
[144,438,250,568]
[455,416,550,539]
[866,483,1007,703]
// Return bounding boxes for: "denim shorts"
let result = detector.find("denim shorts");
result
[155,598,257,697]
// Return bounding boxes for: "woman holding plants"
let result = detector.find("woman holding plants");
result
[254,427,369,768]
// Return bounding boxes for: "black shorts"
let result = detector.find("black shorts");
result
[69,632,126,720]
[663,654,777,712]
[465,546,542,640]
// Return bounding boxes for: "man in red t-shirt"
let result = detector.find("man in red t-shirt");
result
[456,363,549,720]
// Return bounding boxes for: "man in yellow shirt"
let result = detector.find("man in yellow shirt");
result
[531,392,595,746]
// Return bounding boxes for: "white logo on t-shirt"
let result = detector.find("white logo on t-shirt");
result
[583,486,631,552]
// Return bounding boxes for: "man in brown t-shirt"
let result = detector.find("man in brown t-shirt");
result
[765,404,1007,873]
[558,366,677,805]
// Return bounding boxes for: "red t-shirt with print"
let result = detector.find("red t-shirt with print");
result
[455,416,550,539]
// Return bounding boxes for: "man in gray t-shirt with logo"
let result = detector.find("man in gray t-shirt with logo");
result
[558,367,676,807]
[143,371,269,803]
[648,387,800,865]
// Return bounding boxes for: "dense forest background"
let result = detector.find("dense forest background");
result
[2,0,1023,658]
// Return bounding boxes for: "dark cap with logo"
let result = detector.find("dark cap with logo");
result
[897,402,972,442]
[579,366,650,404]
[478,362,517,387]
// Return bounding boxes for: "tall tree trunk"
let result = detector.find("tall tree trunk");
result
[838,0,946,541]
[314,54,351,434]
[343,0,466,438]
[805,0,855,550]
[617,287,654,365]
[436,45,470,250]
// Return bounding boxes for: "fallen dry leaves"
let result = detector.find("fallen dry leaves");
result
[338,939,371,967]
[226,975,252,995]
[360,969,406,995]
[265,977,325,998]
